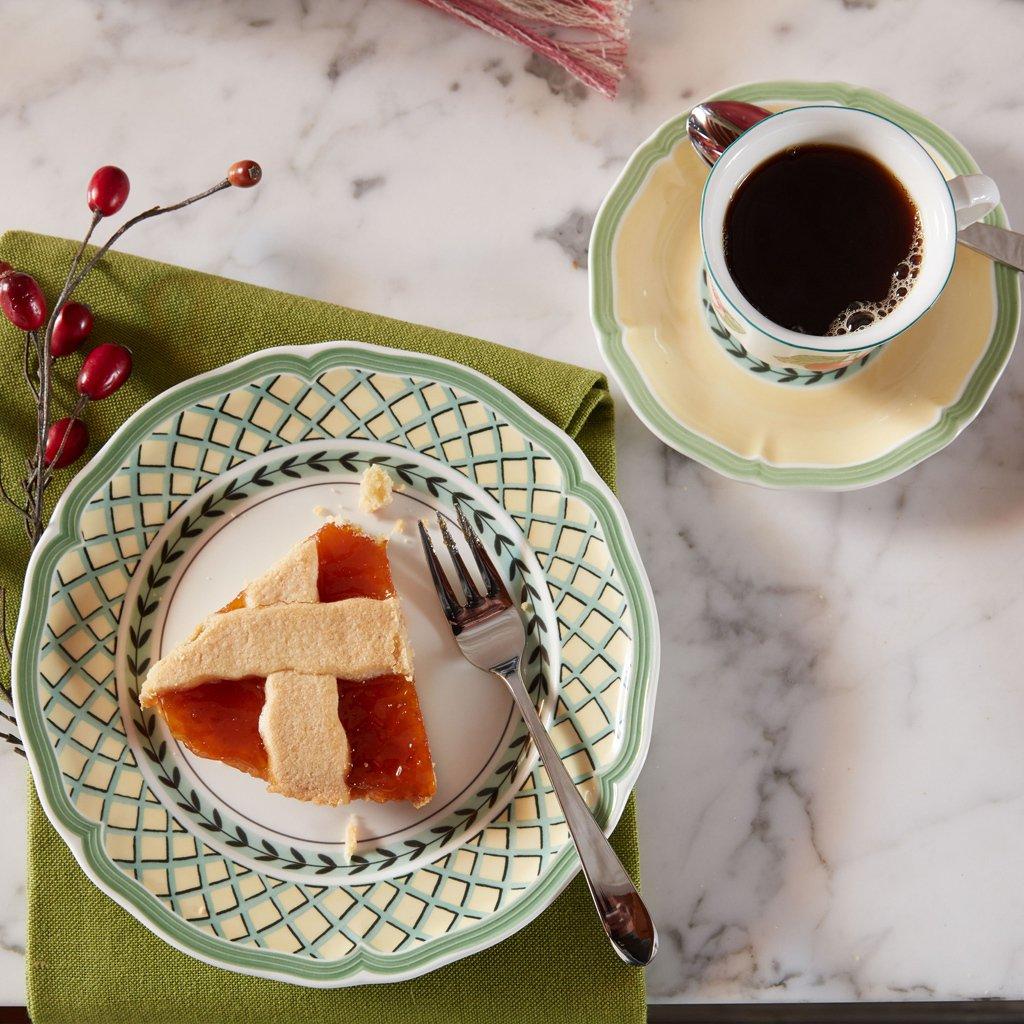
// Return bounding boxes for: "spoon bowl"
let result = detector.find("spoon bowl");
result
[686,100,771,166]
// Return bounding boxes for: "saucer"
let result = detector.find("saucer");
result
[590,81,1020,489]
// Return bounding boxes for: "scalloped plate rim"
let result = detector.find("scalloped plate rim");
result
[14,338,660,987]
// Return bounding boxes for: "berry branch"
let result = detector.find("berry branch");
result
[0,159,262,709]
[64,177,237,298]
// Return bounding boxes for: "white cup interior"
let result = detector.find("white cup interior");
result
[700,105,957,352]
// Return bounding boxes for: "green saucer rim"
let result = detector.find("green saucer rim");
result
[589,79,1020,490]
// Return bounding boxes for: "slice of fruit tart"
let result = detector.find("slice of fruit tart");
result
[140,521,436,808]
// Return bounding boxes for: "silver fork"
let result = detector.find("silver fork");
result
[418,506,658,966]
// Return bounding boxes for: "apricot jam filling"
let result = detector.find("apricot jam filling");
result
[157,676,268,777]
[154,522,436,805]
[338,673,434,804]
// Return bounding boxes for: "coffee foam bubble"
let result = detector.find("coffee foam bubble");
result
[826,217,924,337]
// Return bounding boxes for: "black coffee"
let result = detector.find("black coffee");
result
[723,143,921,337]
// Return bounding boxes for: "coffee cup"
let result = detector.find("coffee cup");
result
[700,105,999,383]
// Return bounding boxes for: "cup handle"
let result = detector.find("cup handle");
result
[947,174,1000,230]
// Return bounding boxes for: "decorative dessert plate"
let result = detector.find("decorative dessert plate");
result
[13,341,658,986]
[591,80,1021,489]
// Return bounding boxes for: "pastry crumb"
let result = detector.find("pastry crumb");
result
[388,520,412,544]
[312,505,332,518]
[359,464,394,513]
[345,815,360,859]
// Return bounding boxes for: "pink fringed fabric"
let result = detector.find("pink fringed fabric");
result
[415,0,632,98]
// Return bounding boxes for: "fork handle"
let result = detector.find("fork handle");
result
[493,658,658,966]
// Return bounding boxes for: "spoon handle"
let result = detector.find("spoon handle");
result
[958,223,1024,272]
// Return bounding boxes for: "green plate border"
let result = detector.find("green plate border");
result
[13,340,659,986]
[590,80,1021,490]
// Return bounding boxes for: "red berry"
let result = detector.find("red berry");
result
[0,272,46,331]
[77,343,132,400]
[87,166,130,216]
[44,418,88,469]
[227,160,262,188]
[51,302,94,357]
[0,261,13,280]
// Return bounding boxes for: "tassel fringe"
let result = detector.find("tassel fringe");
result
[416,0,632,98]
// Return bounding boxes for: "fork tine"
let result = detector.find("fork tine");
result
[437,514,482,606]
[417,521,462,620]
[454,500,512,603]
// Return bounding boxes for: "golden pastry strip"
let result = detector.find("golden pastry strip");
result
[242,536,318,608]
[259,671,351,805]
[141,597,413,703]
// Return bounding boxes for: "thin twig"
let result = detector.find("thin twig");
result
[40,395,89,489]
[23,208,96,543]
[0,466,28,516]
[29,330,42,374]
[63,210,102,294]
[23,328,46,547]
[37,210,103,368]
[66,179,231,297]
[0,732,24,758]
[21,330,38,399]
[0,690,16,719]
[16,211,104,548]
[0,587,11,663]
[19,459,33,543]
[29,343,53,547]
[20,459,34,518]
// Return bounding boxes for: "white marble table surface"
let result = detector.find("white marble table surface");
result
[2,0,1024,1008]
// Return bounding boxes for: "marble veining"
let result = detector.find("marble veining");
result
[351,174,385,198]
[536,207,594,269]
[1,0,1023,1007]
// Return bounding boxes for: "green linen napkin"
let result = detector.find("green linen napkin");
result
[0,231,645,1024]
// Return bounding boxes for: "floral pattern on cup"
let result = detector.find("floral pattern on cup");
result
[701,270,877,385]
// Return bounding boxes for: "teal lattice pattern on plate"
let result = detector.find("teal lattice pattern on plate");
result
[15,341,658,986]
[122,444,551,882]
